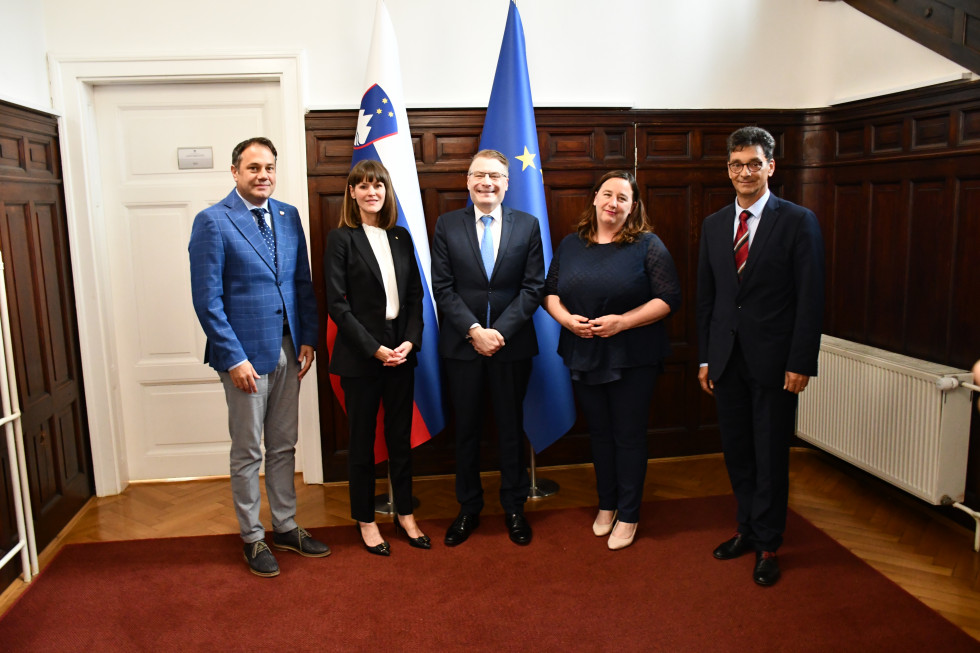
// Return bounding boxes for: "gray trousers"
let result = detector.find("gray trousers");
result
[219,336,300,543]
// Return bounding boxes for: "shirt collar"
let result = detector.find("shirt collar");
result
[474,205,503,223]
[236,190,269,214]
[735,189,770,221]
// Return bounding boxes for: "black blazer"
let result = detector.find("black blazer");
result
[325,224,423,377]
[430,205,544,362]
[696,194,825,387]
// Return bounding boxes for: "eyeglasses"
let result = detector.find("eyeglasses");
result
[467,171,507,181]
[727,160,767,174]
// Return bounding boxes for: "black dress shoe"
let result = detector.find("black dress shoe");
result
[272,527,331,558]
[444,513,480,547]
[713,533,752,560]
[243,541,280,577]
[505,512,532,546]
[754,551,781,586]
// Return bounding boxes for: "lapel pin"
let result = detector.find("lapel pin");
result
[279,210,285,216]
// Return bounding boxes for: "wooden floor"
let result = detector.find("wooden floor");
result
[2,448,979,640]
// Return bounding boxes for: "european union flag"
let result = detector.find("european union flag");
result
[478,0,575,452]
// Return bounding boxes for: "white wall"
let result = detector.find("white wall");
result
[0,0,52,111]
[31,0,966,111]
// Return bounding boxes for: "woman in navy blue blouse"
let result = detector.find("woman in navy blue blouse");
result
[544,170,681,550]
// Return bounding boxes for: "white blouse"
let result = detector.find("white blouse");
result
[362,224,400,320]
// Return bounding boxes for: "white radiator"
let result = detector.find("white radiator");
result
[797,335,974,505]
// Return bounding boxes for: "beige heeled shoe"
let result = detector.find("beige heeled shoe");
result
[607,522,637,550]
[592,510,617,537]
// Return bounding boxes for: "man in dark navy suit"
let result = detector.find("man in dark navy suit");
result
[696,126,825,586]
[189,137,329,577]
[431,149,544,547]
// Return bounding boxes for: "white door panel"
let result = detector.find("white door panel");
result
[94,81,284,480]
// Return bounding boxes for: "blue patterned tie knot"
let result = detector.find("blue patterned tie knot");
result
[251,207,276,266]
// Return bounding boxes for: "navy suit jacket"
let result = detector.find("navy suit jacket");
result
[189,189,318,375]
[324,224,423,377]
[431,205,544,362]
[696,194,825,387]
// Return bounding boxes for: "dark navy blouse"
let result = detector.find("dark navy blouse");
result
[544,232,681,383]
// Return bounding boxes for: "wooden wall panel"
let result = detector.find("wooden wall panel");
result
[867,183,907,352]
[906,181,953,360]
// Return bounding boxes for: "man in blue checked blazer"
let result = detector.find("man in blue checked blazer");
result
[189,137,329,577]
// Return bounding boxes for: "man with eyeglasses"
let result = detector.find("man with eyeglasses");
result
[696,126,825,586]
[431,149,545,547]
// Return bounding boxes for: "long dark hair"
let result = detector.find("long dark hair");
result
[575,170,649,246]
[339,160,398,229]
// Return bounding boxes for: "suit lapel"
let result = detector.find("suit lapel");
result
[350,226,384,288]
[712,203,740,288]
[388,228,410,301]
[492,207,515,281]
[460,206,486,280]
[739,195,780,288]
[225,191,275,272]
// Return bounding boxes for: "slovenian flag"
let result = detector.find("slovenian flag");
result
[325,0,446,462]
[477,0,576,452]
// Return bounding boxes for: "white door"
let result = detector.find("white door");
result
[93,81,285,480]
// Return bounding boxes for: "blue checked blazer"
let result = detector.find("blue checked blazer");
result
[189,189,318,375]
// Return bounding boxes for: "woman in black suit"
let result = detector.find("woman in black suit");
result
[325,159,429,555]
[543,170,681,550]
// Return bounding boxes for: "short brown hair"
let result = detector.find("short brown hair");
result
[470,149,509,173]
[576,170,650,246]
[339,160,398,230]
[232,137,277,167]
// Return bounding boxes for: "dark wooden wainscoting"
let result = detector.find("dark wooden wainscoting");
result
[0,102,93,588]
[307,79,980,510]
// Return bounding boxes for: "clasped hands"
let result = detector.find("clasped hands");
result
[374,341,414,367]
[468,326,505,357]
[565,313,626,339]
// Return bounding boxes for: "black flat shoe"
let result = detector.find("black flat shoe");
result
[394,513,431,550]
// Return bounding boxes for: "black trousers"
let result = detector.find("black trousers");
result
[574,365,660,523]
[444,357,532,515]
[712,340,798,552]
[340,361,415,523]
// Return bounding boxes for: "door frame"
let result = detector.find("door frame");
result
[48,53,323,495]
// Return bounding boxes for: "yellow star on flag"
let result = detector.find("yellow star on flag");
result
[376,108,382,114]
[515,146,537,171]
[382,98,388,104]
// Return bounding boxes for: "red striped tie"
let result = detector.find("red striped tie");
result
[734,210,750,281]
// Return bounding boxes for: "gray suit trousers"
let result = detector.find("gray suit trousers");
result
[219,336,300,543]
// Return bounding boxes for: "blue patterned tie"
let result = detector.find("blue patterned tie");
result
[480,215,494,326]
[251,208,276,267]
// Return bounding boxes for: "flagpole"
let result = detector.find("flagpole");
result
[527,447,559,499]
[374,466,419,515]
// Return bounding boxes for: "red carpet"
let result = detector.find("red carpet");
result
[0,495,976,652]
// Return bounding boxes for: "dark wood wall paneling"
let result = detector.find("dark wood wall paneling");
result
[0,101,93,587]
[306,79,980,509]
